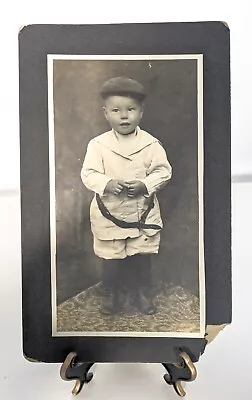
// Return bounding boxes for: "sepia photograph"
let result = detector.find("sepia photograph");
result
[48,54,205,337]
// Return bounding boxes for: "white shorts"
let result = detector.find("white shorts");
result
[93,232,161,259]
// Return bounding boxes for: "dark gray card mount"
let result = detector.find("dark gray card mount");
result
[19,22,231,398]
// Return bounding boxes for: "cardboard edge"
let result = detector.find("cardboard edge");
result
[205,324,228,344]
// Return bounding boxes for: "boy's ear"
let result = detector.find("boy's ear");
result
[140,102,145,117]
[103,106,108,120]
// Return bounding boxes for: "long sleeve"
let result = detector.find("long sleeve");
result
[81,140,112,196]
[140,142,172,196]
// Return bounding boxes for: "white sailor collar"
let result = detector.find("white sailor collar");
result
[93,126,158,159]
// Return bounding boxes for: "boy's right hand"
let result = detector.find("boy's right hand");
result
[104,179,125,195]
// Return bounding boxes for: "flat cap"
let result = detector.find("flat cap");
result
[100,76,146,100]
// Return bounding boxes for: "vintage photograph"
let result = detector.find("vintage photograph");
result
[48,54,205,337]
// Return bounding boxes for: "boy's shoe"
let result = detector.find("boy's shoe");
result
[135,289,157,315]
[100,290,125,315]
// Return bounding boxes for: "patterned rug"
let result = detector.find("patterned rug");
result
[57,283,200,335]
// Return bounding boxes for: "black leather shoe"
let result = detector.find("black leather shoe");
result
[100,290,125,315]
[135,289,157,315]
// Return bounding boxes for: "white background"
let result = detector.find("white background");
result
[0,1,251,399]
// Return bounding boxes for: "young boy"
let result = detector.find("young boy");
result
[81,76,172,315]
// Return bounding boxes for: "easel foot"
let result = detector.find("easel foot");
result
[60,352,94,395]
[162,351,197,397]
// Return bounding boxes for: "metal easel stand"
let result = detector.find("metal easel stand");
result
[60,350,197,397]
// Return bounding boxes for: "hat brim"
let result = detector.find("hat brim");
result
[101,90,146,102]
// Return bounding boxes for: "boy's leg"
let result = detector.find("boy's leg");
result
[126,233,160,314]
[135,254,152,289]
[127,254,157,315]
[118,256,136,291]
[93,236,126,315]
[100,259,122,315]
[101,259,118,288]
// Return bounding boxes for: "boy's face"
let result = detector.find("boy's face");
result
[103,95,143,135]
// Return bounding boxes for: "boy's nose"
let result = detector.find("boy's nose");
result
[120,111,128,119]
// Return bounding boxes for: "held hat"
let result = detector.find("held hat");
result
[100,76,146,101]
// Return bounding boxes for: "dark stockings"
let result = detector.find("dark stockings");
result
[102,254,152,292]
[101,254,156,314]
[102,259,119,289]
[120,254,152,292]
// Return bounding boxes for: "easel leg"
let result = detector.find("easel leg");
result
[162,352,197,397]
[60,351,197,397]
[60,352,94,395]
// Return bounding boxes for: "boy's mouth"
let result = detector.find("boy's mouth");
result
[120,122,130,126]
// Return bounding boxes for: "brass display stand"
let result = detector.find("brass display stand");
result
[60,351,197,397]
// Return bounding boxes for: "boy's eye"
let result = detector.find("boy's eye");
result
[128,107,135,111]
[112,108,119,112]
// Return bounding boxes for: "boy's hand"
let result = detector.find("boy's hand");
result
[104,179,125,195]
[125,181,148,198]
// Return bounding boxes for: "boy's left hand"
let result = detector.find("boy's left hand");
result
[125,181,148,198]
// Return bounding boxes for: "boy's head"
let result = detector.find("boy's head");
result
[100,77,146,135]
